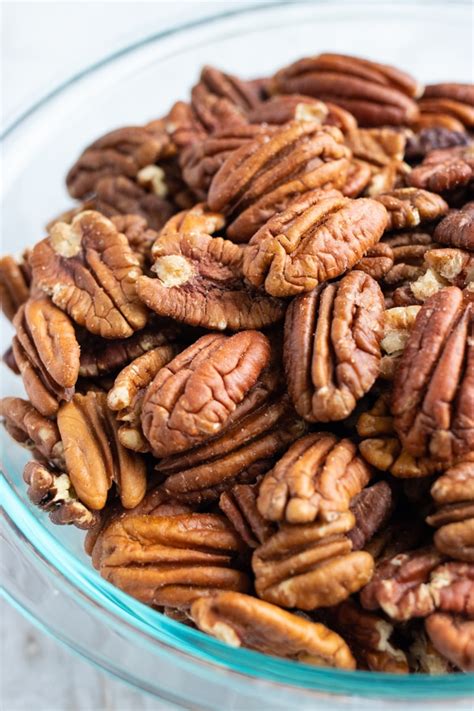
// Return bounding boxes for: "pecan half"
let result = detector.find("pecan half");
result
[257,433,371,524]
[57,391,147,510]
[253,512,374,609]
[191,592,356,669]
[284,271,384,421]
[141,331,270,458]
[94,513,249,609]
[12,297,80,417]
[219,481,274,549]
[405,127,470,162]
[433,202,474,251]
[408,144,474,193]
[347,481,396,551]
[248,95,330,127]
[137,205,285,330]
[23,460,99,529]
[244,190,388,297]
[271,53,421,126]
[30,211,148,338]
[355,242,394,281]
[374,188,448,231]
[208,123,351,242]
[109,214,158,265]
[391,287,474,462]
[382,231,435,289]
[0,397,64,466]
[425,613,474,672]
[0,254,30,321]
[418,84,474,131]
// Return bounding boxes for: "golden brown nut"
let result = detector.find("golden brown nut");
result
[284,271,384,421]
[94,513,249,609]
[141,331,270,458]
[208,123,351,242]
[57,391,147,510]
[409,144,474,193]
[0,254,31,321]
[257,433,371,525]
[219,481,274,549]
[23,460,99,530]
[271,53,421,126]
[382,231,436,289]
[0,397,64,467]
[374,188,449,231]
[380,305,421,379]
[425,613,474,672]
[419,83,474,131]
[191,592,356,669]
[253,512,374,609]
[12,297,80,417]
[243,190,388,297]
[137,205,285,331]
[408,627,454,674]
[434,202,474,251]
[30,211,148,339]
[355,242,394,281]
[391,287,473,463]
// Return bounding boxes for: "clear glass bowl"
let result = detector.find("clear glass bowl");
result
[1,3,473,709]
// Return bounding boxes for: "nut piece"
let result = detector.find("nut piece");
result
[243,190,388,297]
[57,391,147,510]
[405,127,470,162]
[12,297,80,417]
[374,188,449,231]
[30,211,148,339]
[219,481,274,549]
[391,287,474,463]
[408,145,474,193]
[408,627,454,674]
[208,122,351,242]
[425,613,474,672]
[257,433,371,524]
[0,397,64,467]
[191,592,356,669]
[380,305,421,379]
[109,214,159,265]
[253,512,374,609]
[347,481,395,551]
[94,513,249,609]
[141,331,270,457]
[271,53,421,126]
[137,205,285,331]
[23,460,99,529]
[284,271,384,421]
[434,202,474,251]
[382,231,435,289]
[0,255,30,321]
[355,242,394,281]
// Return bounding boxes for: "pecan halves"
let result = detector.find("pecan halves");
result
[253,512,374,610]
[0,254,30,321]
[391,287,474,463]
[284,271,384,421]
[271,53,421,126]
[0,397,64,466]
[12,297,80,417]
[23,460,99,529]
[408,144,474,193]
[141,331,270,458]
[434,202,474,251]
[427,462,474,563]
[425,613,474,672]
[137,205,285,330]
[374,188,449,231]
[243,190,388,297]
[257,433,371,525]
[57,391,147,510]
[219,482,274,549]
[94,513,249,609]
[419,83,474,132]
[30,211,148,339]
[191,592,356,669]
[208,122,350,242]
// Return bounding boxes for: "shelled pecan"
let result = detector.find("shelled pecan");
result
[433,202,474,251]
[425,613,474,672]
[0,397,64,466]
[405,127,470,162]
[409,144,474,193]
[0,254,31,321]
[374,188,448,231]
[219,481,274,549]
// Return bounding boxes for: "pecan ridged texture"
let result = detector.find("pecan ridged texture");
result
[433,202,474,251]
[374,188,449,231]
[253,512,374,610]
[347,480,396,551]
[30,211,148,339]
[141,331,270,458]
[192,592,356,669]
[243,190,388,297]
[271,53,421,126]
[0,397,64,467]
[0,254,31,321]
[425,613,474,672]
[418,83,474,132]
[391,287,474,463]
[93,513,249,609]
[137,204,285,331]
[219,481,274,549]
[57,391,147,510]
[284,270,384,421]
[208,122,351,242]
[12,297,80,417]
[408,144,474,193]
[257,432,371,525]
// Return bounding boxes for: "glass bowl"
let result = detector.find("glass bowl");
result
[1,3,473,708]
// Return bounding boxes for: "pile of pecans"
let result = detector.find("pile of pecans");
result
[1,53,473,674]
